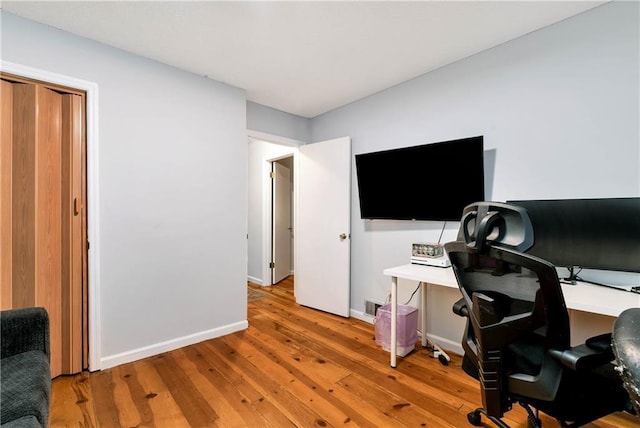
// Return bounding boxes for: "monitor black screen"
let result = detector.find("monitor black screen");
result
[355,136,485,221]
[507,198,640,273]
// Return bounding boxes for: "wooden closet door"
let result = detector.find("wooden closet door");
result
[1,79,85,377]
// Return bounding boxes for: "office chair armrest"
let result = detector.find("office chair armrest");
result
[548,335,614,372]
[453,298,469,317]
[585,333,613,352]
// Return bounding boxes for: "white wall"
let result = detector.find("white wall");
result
[310,2,640,350]
[1,12,249,368]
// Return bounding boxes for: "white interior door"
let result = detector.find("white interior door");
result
[296,137,351,317]
[272,161,292,284]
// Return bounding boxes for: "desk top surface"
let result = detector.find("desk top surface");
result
[383,263,640,318]
[559,281,640,317]
[383,263,458,288]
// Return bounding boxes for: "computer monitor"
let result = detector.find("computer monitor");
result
[507,198,640,277]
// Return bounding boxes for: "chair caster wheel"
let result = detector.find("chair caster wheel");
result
[467,410,482,426]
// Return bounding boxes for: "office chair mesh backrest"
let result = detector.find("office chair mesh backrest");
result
[445,242,570,418]
[445,202,630,427]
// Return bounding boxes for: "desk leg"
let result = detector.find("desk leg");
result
[419,281,451,365]
[390,275,398,368]
[421,282,428,348]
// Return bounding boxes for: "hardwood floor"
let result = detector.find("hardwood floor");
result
[51,276,638,427]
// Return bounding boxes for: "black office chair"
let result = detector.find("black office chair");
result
[445,201,632,428]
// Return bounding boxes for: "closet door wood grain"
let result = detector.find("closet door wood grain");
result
[11,83,38,308]
[61,93,84,374]
[35,84,64,378]
[1,80,13,309]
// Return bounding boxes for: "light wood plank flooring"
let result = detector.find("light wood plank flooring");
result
[50,277,639,427]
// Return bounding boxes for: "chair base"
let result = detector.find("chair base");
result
[467,403,542,428]
[465,402,622,428]
[466,408,511,428]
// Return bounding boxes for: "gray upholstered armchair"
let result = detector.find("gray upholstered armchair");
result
[1,307,51,428]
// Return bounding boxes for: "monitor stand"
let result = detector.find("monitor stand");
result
[563,266,579,285]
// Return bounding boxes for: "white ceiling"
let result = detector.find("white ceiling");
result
[2,1,608,118]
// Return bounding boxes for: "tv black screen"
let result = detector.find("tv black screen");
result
[355,136,485,221]
[507,198,640,273]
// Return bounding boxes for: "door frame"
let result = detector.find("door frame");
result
[1,61,102,371]
[271,156,293,284]
[247,130,302,287]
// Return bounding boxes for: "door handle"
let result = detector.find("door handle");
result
[339,233,348,241]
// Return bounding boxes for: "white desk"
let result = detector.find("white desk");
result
[383,263,640,368]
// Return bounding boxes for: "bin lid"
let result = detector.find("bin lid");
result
[378,304,418,316]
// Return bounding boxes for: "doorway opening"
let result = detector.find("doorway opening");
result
[246,132,300,292]
[1,61,101,372]
[270,156,294,285]
[247,133,351,317]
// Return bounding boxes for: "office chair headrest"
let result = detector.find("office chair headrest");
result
[457,201,534,253]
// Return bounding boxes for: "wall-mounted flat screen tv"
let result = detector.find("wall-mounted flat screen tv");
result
[355,136,485,221]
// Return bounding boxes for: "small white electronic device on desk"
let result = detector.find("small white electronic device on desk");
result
[410,243,451,267]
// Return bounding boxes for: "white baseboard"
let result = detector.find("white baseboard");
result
[100,320,248,370]
[247,275,263,285]
[423,333,463,356]
[350,309,375,324]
